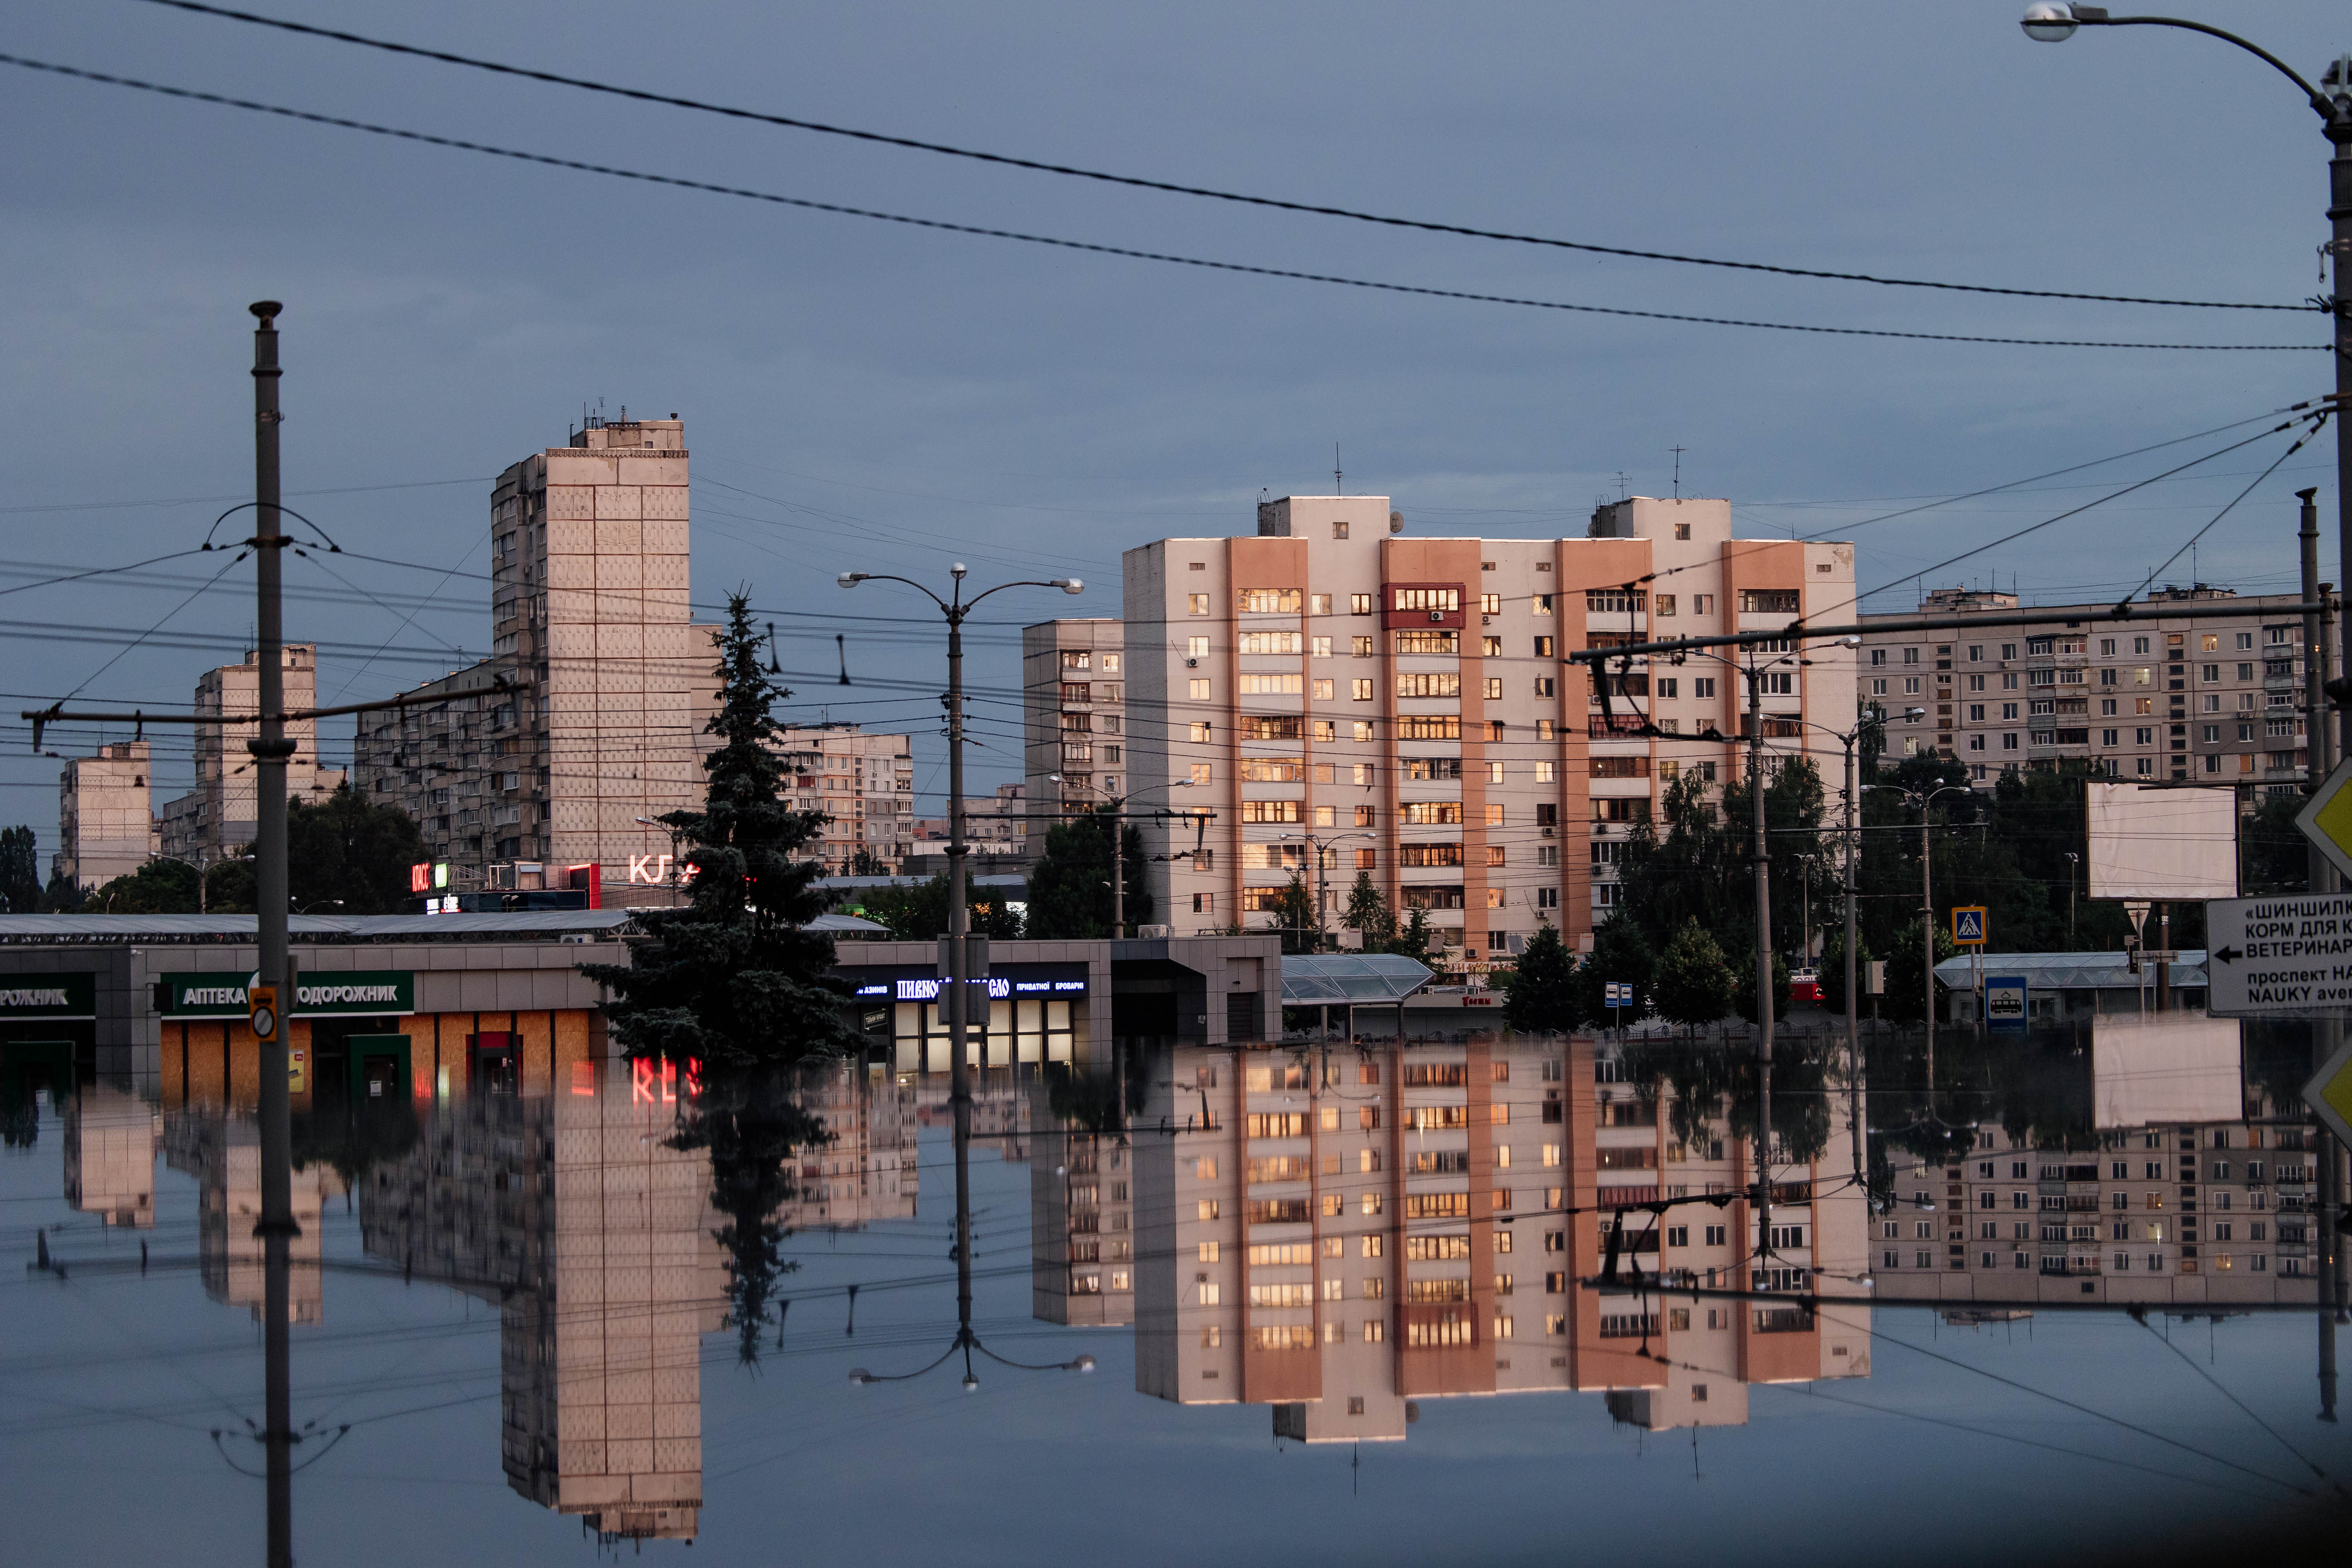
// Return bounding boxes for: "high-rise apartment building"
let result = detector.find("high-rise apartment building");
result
[1025,619,1126,819]
[1132,1036,1867,1438]
[1857,585,2324,791]
[355,417,717,900]
[1030,1076,1136,1326]
[157,646,345,865]
[776,725,915,872]
[55,741,158,889]
[913,784,1031,867]
[1118,496,1856,963]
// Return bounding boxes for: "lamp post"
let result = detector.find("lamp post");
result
[839,564,1080,1339]
[1050,774,1192,937]
[2064,850,2081,946]
[151,851,250,916]
[1278,830,1378,952]
[2021,3,2352,1400]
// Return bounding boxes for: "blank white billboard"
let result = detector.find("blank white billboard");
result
[2092,1012,2242,1130]
[2086,782,2236,901]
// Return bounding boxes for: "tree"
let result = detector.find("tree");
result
[846,848,888,877]
[1575,914,1655,1022]
[1341,870,1396,950]
[0,827,38,914]
[1390,906,1435,962]
[580,595,857,1068]
[1025,811,1150,939]
[852,874,1022,941]
[1730,946,1792,1026]
[1882,917,1958,1026]
[1267,872,1318,953]
[2241,790,2308,896]
[37,871,82,914]
[86,858,202,914]
[1650,919,1735,1034]
[1503,922,1577,1034]
[286,786,430,914]
[1818,928,1873,1017]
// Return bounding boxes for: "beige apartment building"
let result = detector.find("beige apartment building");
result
[1857,585,2321,791]
[1025,618,1127,821]
[354,417,717,900]
[64,1082,159,1230]
[771,1060,919,1230]
[165,1109,334,1326]
[1133,1035,1868,1441]
[1117,496,1858,966]
[777,725,916,873]
[157,646,346,866]
[54,741,158,890]
[1030,1075,1137,1326]
[913,784,1030,867]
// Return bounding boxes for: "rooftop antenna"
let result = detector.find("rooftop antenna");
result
[1616,472,1630,502]
[1668,445,1687,500]
[1334,444,1342,496]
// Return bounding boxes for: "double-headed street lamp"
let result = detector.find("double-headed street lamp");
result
[840,564,1080,1338]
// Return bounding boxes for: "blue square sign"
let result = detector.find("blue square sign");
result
[1983,975,2027,1032]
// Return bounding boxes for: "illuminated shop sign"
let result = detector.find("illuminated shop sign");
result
[850,975,1089,1001]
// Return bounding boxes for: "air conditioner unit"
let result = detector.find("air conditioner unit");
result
[1541,827,1556,837]
[1136,923,1172,938]
[1428,611,1444,623]
[1481,615,1492,626]
[1185,658,1198,668]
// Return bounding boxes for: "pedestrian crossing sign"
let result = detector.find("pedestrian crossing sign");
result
[1952,907,1987,947]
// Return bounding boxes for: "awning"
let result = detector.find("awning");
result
[1280,952,1436,1005]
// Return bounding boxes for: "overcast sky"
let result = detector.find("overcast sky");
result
[2,1,2344,846]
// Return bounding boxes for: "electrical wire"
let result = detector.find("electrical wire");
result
[0,53,2322,354]
[128,0,2320,315]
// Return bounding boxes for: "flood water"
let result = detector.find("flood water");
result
[3,1026,2346,1566]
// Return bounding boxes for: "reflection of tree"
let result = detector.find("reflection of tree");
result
[290,1094,420,1188]
[1044,1058,1136,1136]
[670,1063,825,1366]
[1863,1025,2099,1168]
[1617,1034,1831,1164]
[2244,1020,2317,1119]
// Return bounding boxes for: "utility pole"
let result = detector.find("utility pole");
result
[249,301,298,1568]
[1844,733,1862,1191]
[1745,665,1774,1272]
[943,567,975,1341]
[2302,485,2344,1415]
[1111,795,1123,938]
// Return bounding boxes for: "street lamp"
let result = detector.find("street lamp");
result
[1274,829,1379,955]
[152,850,250,916]
[841,563,1080,1339]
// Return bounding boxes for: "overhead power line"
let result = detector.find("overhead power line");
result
[132,0,2316,314]
[0,53,2321,354]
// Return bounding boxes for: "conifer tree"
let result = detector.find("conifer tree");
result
[581,595,857,1067]
[1503,921,1577,1034]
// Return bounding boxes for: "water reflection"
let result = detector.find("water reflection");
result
[22,1018,2346,1564]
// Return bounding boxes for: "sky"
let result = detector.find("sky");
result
[1,1,2346,850]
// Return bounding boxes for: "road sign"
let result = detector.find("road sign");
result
[2305,1035,2352,1150]
[1604,982,1632,1008]
[2295,759,2352,884]
[2201,893,2352,1017]
[1983,975,2027,1032]
[247,983,278,1042]
[1952,906,1988,947]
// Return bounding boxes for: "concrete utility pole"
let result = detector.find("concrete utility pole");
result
[249,300,299,1568]
[2303,485,2344,1419]
[1744,664,1774,1271]
[1843,733,1862,1190]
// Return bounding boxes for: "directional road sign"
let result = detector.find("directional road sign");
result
[2202,893,2352,1017]
[1951,906,1987,947]
[2305,1036,2352,1150]
[2294,758,2352,885]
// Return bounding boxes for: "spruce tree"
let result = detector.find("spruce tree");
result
[1503,921,1577,1034]
[1341,870,1396,949]
[581,595,857,1068]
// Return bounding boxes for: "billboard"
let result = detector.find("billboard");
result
[2086,782,2236,901]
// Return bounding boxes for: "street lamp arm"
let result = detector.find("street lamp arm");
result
[2064,12,2338,120]
[963,577,1083,609]
[835,572,950,612]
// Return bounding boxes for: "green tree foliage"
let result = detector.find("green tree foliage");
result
[1503,921,1578,1034]
[846,847,888,877]
[1341,870,1397,950]
[1618,758,1826,968]
[1024,811,1150,939]
[1267,872,1318,954]
[851,874,1022,941]
[1391,906,1434,962]
[1881,917,1958,1025]
[0,827,39,914]
[1730,946,1792,1026]
[2240,790,2308,897]
[1817,928,1873,1016]
[581,596,856,1069]
[37,871,82,914]
[86,858,203,914]
[287,786,430,914]
[1575,915,1655,1022]
[1648,919,1734,1034]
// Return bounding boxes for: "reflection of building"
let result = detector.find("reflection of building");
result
[165,1111,332,1324]
[359,1064,724,1544]
[55,741,158,890]
[774,1062,918,1230]
[1030,1072,1135,1326]
[1135,1036,1868,1441]
[63,1082,159,1228]
[158,646,346,864]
